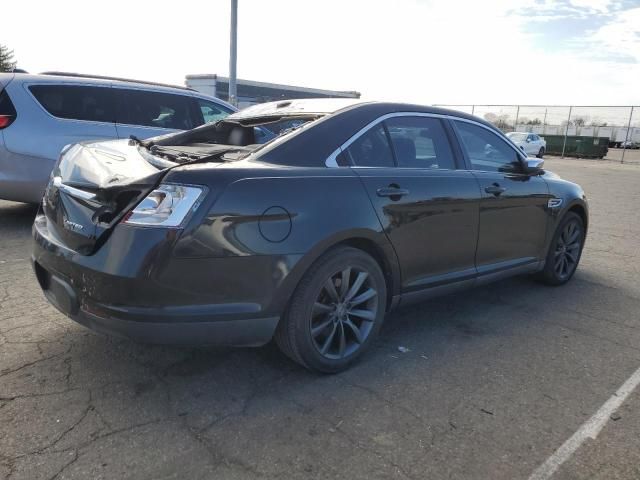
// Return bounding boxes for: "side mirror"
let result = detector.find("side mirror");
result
[524,157,544,174]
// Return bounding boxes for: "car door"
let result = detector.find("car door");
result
[7,83,118,161]
[452,119,552,275]
[347,115,481,294]
[114,88,199,140]
[1,82,119,202]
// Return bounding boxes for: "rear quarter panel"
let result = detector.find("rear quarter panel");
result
[164,164,399,314]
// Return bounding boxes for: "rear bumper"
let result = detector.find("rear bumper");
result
[32,215,290,346]
[34,263,277,345]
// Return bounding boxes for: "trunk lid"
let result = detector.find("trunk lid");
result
[43,139,164,254]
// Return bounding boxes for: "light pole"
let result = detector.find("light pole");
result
[229,0,238,107]
[621,106,634,164]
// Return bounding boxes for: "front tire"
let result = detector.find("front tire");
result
[537,212,585,286]
[275,246,387,373]
[537,147,545,158]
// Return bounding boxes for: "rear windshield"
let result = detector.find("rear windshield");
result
[145,115,320,165]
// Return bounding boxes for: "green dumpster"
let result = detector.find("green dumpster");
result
[542,135,608,158]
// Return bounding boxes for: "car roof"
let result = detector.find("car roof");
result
[1,72,236,110]
[227,98,495,127]
[248,100,509,168]
[228,98,368,120]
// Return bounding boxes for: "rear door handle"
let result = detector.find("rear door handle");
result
[485,184,507,196]
[376,187,410,198]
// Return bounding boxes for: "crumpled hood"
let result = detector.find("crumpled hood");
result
[58,139,162,190]
[43,139,166,255]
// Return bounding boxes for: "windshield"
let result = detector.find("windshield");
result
[507,133,527,142]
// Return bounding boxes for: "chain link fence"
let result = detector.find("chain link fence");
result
[435,105,639,164]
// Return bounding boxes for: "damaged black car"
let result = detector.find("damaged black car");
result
[32,99,588,372]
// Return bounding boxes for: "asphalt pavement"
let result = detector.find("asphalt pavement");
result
[1,157,639,479]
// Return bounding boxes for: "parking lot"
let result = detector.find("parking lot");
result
[602,148,640,164]
[1,157,639,479]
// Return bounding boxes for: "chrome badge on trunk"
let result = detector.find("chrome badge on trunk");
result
[63,218,84,232]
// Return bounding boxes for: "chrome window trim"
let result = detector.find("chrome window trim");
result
[325,112,525,168]
[326,112,447,168]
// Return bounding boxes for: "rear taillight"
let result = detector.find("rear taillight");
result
[0,90,17,129]
[0,115,15,129]
[123,184,206,228]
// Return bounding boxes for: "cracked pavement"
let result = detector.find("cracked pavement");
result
[1,157,640,479]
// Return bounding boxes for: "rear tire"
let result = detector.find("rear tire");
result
[537,147,545,158]
[275,246,387,373]
[536,212,585,286]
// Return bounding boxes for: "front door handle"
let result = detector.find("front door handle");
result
[376,187,410,198]
[485,184,507,196]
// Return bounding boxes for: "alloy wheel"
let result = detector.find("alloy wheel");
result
[310,267,379,360]
[554,220,582,280]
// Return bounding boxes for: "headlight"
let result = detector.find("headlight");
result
[123,184,206,228]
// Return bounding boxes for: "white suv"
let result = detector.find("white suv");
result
[506,132,546,158]
[0,72,235,204]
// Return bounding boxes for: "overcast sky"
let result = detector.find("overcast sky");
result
[4,0,640,106]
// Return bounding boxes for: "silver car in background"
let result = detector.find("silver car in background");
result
[506,131,546,158]
[0,72,235,204]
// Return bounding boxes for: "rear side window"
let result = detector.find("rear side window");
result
[454,121,522,173]
[385,116,455,169]
[117,89,196,130]
[29,85,114,123]
[345,123,394,167]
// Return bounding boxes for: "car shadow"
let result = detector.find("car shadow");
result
[0,200,38,229]
[57,266,629,444]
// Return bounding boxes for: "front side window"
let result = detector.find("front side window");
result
[455,121,522,173]
[117,89,196,130]
[29,85,114,123]
[345,123,394,167]
[196,98,232,125]
[385,116,455,169]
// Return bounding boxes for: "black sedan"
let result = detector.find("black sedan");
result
[32,99,588,372]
